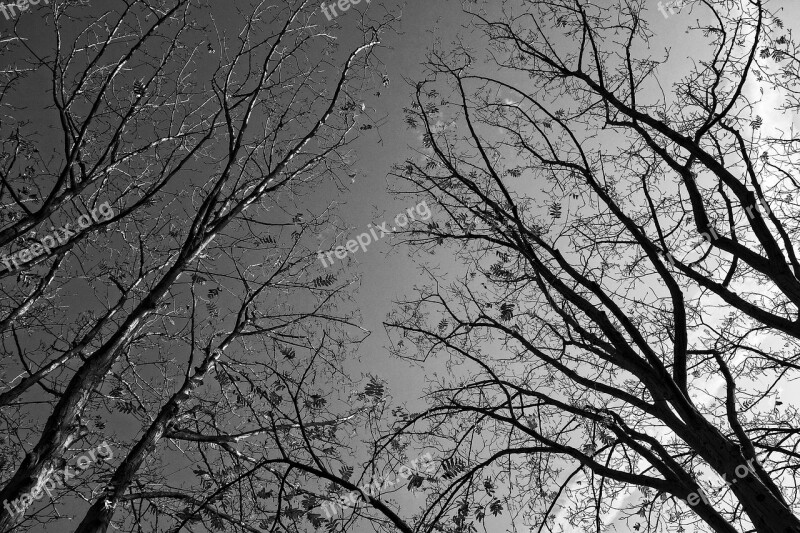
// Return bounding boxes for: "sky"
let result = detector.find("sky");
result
[303,0,800,530]
[306,0,800,421]
[3,0,800,531]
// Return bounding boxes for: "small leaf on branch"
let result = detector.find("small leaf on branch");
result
[279,346,296,360]
[313,274,336,287]
[364,377,384,398]
[499,302,514,322]
[489,500,503,517]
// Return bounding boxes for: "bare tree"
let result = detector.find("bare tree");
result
[385,1,800,532]
[0,0,398,531]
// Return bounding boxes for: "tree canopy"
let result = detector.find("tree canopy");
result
[3,1,800,533]
[0,1,398,531]
[386,1,800,532]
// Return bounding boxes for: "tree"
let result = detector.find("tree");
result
[0,1,397,531]
[386,1,800,532]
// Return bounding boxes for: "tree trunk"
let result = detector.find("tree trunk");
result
[724,469,800,533]
[73,351,221,533]
[694,424,800,533]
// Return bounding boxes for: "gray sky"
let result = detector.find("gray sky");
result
[4,0,799,530]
